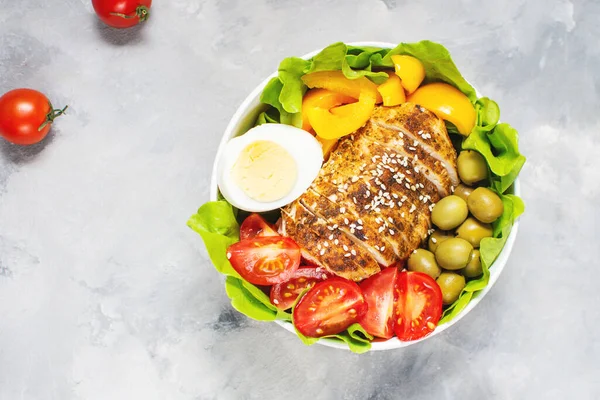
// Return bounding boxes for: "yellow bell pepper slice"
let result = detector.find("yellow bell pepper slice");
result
[306,90,376,140]
[377,71,406,106]
[316,136,339,159]
[301,70,383,103]
[301,89,356,132]
[408,82,476,136]
[391,55,425,94]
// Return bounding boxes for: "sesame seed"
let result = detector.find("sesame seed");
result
[334,239,339,245]
[401,212,406,218]
[226,252,232,259]
[364,205,370,210]
[345,253,351,257]
[340,207,346,213]
[317,243,322,250]
[323,242,329,247]
[388,217,394,223]
[329,234,334,240]
[357,219,363,225]
[344,218,349,225]
[351,176,359,183]
[431,237,437,244]
[389,229,395,235]
[392,193,399,199]
[332,179,337,184]
[273,299,279,304]
[381,246,385,252]
[356,226,363,230]
[319,249,325,256]
[374,245,380,251]
[410,204,417,213]
[332,224,338,229]
[411,185,417,191]
[409,146,416,151]
[378,226,385,233]
[343,245,349,251]
[351,249,357,256]
[405,183,411,189]
[350,223,356,228]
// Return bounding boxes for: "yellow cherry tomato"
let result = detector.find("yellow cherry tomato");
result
[377,71,406,106]
[301,70,383,103]
[408,82,476,136]
[391,55,425,94]
[301,89,356,132]
[306,90,376,140]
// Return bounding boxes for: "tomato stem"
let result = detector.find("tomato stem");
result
[109,5,150,22]
[38,104,68,132]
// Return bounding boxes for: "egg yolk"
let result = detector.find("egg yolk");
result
[231,140,298,202]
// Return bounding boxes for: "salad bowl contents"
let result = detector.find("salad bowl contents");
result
[189,41,525,352]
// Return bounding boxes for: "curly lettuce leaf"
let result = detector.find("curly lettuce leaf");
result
[260,40,478,128]
[294,322,373,354]
[439,193,525,324]
[462,123,526,193]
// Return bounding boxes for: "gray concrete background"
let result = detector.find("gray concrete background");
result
[0,0,598,399]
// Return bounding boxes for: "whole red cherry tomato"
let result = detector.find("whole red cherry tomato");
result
[92,0,152,29]
[0,89,67,145]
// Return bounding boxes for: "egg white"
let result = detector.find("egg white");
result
[217,124,324,212]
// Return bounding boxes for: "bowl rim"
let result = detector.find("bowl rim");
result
[209,41,521,351]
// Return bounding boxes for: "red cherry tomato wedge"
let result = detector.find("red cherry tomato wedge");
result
[0,89,67,145]
[394,271,443,341]
[239,213,278,240]
[293,277,367,337]
[270,266,331,310]
[226,236,300,286]
[92,0,152,29]
[357,266,398,339]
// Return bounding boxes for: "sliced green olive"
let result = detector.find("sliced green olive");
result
[461,249,483,278]
[457,150,488,185]
[434,237,473,270]
[437,272,466,305]
[431,195,468,230]
[408,249,441,279]
[428,230,454,253]
[467,187,504,223]
[456,217,493,248]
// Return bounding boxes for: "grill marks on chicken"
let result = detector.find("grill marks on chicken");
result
[281,103,458,281]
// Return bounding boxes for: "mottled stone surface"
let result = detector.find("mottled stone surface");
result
[0,0,598,399]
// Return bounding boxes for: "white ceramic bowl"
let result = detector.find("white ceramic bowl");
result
[210,42,520,351]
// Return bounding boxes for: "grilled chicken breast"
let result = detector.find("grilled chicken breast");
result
[280,103,458,281]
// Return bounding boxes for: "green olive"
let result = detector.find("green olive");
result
[461,250,482,278]
[437,272,466,305]
[434,238,473,270]
[408,249,441,279]
[453,184,474,202]
[431,195,468,230]
[467,187,504,223]
[428,230,454,253]
[457,150,488,185]
[455,217,493,248]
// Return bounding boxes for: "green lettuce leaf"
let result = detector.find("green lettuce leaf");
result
[439,193,525,324]
[293,321,373,354]
[261,40,478,128]
[462,123,526,193]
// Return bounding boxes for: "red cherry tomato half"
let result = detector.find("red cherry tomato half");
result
[270,266,331,310]
[394,271,443,341]
[226,236,300,286]
[357,266,398,339]
[293,277,367,337]
[92,0,152,29]
[239,213,278,240]
[0,89,67,145]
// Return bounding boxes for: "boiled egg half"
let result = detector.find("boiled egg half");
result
[217,124,323,212]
